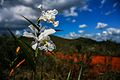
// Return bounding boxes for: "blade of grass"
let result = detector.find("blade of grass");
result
[21,15,40,31]
[77,66,83,80]
[67,70,71,80]
[8,28,36,72]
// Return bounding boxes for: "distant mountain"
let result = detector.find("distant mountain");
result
[50,35,120,56]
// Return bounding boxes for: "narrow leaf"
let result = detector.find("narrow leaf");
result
[67,70,71,80]
[55,29,63,31]
[8,29,36,72]
[77,66,83,80]
[21,15,40,31]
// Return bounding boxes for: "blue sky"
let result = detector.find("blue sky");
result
[55,0,120,42]
[0,0,120,42]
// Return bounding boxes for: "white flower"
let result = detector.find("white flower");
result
[31,36,56,51]
[38,29,56,41]
[38,9,59,27]
[37,40,56,51]
[23,25,56,51]
[23,25,38,40]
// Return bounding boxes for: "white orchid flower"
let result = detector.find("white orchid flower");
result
[32,29,56,51]
[33,40,56,52]
[38,9,59,27]
[23,25,38,39]
[23,7,59,52]
[23,24,56,51]
[38,29,56,41]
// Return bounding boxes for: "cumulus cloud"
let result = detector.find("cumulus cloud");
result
[79,24,87,28]
[78,30,84,33]
[0,16,2,22]
[10,5,38,20]
[65,27,120,43]
[80,5,92,12]
[40,0,86,10]
[66,32,80,39]
[0,0,4,6]
[96,22,108,29]
[22,0,33,4]
[63,7,78,17]
[93,27,120,42]
[107,28,120,35]
[0,0,87,34]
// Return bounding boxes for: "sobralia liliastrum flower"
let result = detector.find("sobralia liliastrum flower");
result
[37,7,59,27]
[23,25,56,52]
[23,7,59,52]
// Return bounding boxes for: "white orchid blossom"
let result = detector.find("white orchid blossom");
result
[23,25,56,51]
[32,38,56,52]
[38,9,59,27]
[23,6,59,52]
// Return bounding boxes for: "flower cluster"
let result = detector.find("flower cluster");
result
[23,5,59,52]
[37,5,59,27]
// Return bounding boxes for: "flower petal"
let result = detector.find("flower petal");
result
[32,43,38,50]
[47,42,56,51]
[44,29,56,36]
[38,29,56,41]
[28,25,38,33]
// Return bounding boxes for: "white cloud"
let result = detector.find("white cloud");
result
[0,5,38,22]
[40,0,86,10]
[99,0,106,8]
[0,16,2,22]
[72,19,76,23]
[0,0,4,5]
[22,0,33,4]
[63,7,78,17]
[10,5,37,20]
[80,5,92,12]
[67,32,80,39]
[78,30,84,33]
[96,22,108,29]
[107,28,120,35]
[79,24,87,28]
[41,0,66,9]
[65,27,120,43]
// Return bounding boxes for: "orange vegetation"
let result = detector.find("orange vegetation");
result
[53,52,120,72]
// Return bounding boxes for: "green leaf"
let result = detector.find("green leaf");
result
[17,39,36,71]
[77,66,83,80]
[8,29,36,72]
[66,70,71,80]
[21,15,40,31]
[55,29,63,32]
